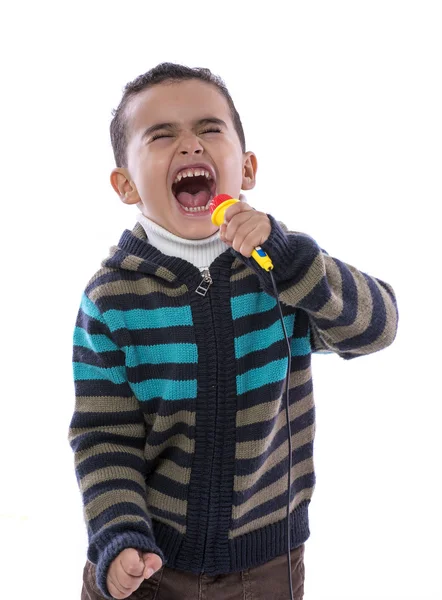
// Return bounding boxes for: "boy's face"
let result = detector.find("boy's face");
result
[110,79,257,240]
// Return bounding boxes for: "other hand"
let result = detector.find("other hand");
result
[107,548,163,599]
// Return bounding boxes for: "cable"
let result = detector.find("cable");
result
[268,269,294,600]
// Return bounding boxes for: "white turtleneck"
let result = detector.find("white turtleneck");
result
[136,212,230,271]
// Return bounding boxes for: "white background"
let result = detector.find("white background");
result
[1,1,441,599]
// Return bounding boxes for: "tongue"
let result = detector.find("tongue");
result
[176,189,210,208]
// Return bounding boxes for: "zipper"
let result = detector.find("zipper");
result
[195,268,213,296]
[194,267,216,572]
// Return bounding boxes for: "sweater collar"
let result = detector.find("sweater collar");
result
[135,212,230,271]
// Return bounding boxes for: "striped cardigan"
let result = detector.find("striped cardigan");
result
[68,215,398,598]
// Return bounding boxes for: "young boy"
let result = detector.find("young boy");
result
[69,62,399,600]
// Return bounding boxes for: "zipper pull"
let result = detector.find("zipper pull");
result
[195,268,213,296]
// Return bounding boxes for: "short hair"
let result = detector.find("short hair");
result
[110,62,246,168]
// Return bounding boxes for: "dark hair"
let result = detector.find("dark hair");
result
[109,62,246,168]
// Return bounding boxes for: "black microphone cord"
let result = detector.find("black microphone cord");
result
[268,268,294,600]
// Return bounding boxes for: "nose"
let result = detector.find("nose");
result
[179,134,204,155]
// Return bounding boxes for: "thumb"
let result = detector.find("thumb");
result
[142,552,163,578]
[120,548,145,577]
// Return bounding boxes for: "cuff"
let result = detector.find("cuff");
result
[90,531,166,599]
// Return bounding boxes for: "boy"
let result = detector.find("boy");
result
[69,62,399,600]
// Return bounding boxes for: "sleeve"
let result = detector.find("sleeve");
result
[68,292,166,599]
[230,214,399,360]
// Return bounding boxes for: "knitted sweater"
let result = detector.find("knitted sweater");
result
[68,215,399,599]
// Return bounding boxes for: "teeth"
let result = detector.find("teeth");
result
[180,198,212,212]
[174,168,212,184]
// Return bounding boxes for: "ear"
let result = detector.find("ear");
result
[241,152,257,191]
[110,168,140,205]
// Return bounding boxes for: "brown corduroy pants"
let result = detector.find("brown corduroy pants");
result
[81,544,305,600]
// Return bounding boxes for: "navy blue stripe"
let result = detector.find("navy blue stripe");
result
[148,472,188,501]
[74,379,133,396]
[235,372,312,412]
[97,291,188,313]
[112,325,195,347]
[70,410,142,429]
[139,397,195,417]
[126,362,197,384]
[150,505,186,526]
[73,347,124,367]
[145,446,192,472]
[89,502,150,534]
[77,450,146,479]
[236,338,292,375]
[76,308,110,335]
[146,421,194,447]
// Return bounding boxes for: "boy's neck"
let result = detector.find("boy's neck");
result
[136,212,229,271]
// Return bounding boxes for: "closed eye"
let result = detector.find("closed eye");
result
[151,128,222,141]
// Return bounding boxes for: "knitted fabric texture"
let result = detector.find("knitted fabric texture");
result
[68,215,399,599]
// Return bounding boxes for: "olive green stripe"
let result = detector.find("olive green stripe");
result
[236,391,314,456]
[73,442,143,469]
[73,396,140,413]
[154,459,191,487]
[231,265,256,283]
[88,277,188,304]
[147,486,187,517]
[85,489,148,521]
[232,457,315,519]
[80,466,146,493]
[229,488,314,539]
[150,410,195,433]
[94,514,150,535]
[280,252,325,306]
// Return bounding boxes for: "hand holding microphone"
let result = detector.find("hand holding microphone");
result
[209,194,274,271]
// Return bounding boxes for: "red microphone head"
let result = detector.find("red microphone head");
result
[209,194,233,214]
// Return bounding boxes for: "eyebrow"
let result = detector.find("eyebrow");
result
[141,117,227,141]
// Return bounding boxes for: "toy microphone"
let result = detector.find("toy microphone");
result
[209,194,274,271]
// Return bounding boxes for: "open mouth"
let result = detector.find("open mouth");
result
[172,173,216,213]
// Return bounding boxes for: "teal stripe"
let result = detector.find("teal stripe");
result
[104,306,193,332]
[237,358,288,395]
[231,292,276,320]
[291,335,311,357]
[235,315,295,359]
[73,362,126,384]
[74,327,119,352]
[124,343,198,367]
[130,378,197,401]
[80,294,105,324]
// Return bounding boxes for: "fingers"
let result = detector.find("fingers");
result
[107,548,145,599]
[142,552,163,578]
[221,213,267,256]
